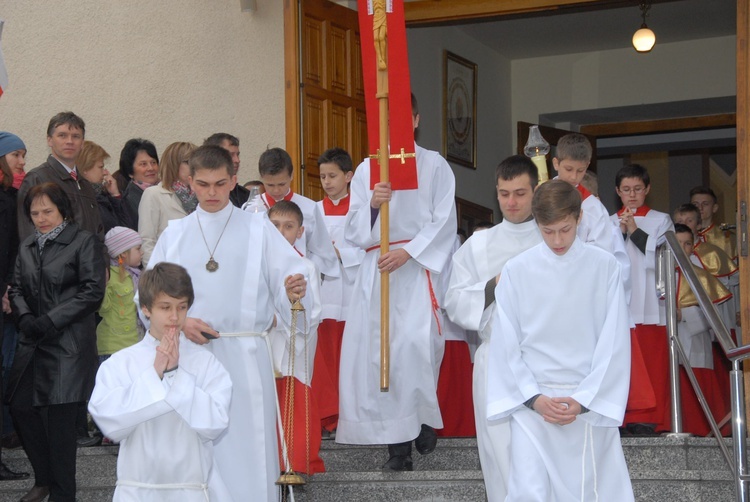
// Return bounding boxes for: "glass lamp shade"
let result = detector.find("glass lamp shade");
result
[524,125,550,183]
[633,26,656,52]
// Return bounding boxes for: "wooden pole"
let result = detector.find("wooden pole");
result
[373,0,390,392]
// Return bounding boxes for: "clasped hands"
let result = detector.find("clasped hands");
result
[154,328,180,380]
[532,395,582,426]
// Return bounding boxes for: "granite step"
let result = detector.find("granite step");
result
[0,437,740,501]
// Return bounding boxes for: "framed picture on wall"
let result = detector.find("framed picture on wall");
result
[443,51,477,169]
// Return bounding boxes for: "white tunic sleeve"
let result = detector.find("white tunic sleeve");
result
[444,231,489,331]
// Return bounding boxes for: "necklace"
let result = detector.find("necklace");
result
[196,206,233,272]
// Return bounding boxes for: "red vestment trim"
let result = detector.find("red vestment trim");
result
[261,191,294,209]
[617,205,651,217]
[576,183,592,201]
[322,194,350,216]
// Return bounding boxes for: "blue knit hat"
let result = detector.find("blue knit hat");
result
[0,132,26,158]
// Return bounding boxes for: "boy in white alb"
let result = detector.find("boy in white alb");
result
[314,148,363,435]
[146,146,312,502]
[487,180,633,501]
[611,164,674,434]
[444,155,542,501]
[89,263,232,501]
[552,133,614,254]
[267,200,325,474]
[250,147,341,280]
[336,95,457,471]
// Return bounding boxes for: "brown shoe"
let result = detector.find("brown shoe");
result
[19,485,49,502]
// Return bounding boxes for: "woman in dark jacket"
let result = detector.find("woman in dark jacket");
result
[119,138,159,230]
[77,140,133,232]
[8,183,105,502]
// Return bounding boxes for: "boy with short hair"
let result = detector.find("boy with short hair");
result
[89,262,232,501]
[487,180,633,500]
[314,148,363,435]
[253,147,340,279]
[690,186,737,260]
[444,155,542,501]
[610,163,674,434]
[673,224,732,436]
[553,133,614,253]
[267,200,325,474]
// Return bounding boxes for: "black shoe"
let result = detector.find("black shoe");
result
[19,485,48,502]
[382,454,413,471]
[0,462,28,481]
[76,434,102,448]
[415,424,437,455]
[626,423,659,437]
[1,432,22,450]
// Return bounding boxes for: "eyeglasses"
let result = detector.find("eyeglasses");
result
[619,186,645,194]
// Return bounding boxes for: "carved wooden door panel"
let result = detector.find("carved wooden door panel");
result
[299,0,367,200]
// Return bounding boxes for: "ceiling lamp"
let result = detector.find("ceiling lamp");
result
[632,2,656,53]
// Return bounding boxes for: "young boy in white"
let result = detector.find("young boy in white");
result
[267,200,325,474]
[250,147,340,279]
[611,164,674,433]
[89,263,232,501]
[552,133,614,254]
[487,180,633,501]
[444,155,541,501]
[314,148,363,434]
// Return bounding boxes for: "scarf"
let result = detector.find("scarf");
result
[132,179,155,191]
[12,172,25,190]
[172,181,198,214]
[35,220,69,253]
[91,182,105,196]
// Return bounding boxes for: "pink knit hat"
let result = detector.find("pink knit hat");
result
[105,226,142,258]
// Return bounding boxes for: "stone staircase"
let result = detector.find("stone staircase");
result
[0,436,738,501]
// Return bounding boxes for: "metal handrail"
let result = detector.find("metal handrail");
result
[657,232,749,502]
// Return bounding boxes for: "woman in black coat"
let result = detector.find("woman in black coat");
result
[8,182,105,502]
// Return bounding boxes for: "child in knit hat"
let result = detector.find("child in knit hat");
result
[97,226,144,363]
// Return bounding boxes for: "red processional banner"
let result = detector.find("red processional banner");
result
[357,0,418,190]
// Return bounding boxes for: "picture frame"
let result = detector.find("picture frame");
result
[443,51,478,169]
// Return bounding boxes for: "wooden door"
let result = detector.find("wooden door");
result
[284,0,367,200]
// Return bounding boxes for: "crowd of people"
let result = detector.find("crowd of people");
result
[0,101,739,501]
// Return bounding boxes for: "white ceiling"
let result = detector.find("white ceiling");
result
[444,0,736,60]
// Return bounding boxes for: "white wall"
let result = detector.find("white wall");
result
[0,0,285,183]
[512,36,736,139]
[408,25,512,220]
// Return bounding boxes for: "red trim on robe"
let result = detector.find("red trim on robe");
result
[576,183,593,201]
[435,340,476,437]
[679,365,730,437]
[276,377,325,474]
[311,319,345,431]
[617,205,651,217]
[261,191,294,209]
[624,324,671,431]
[626,327,657,413]
[322,194,350,216]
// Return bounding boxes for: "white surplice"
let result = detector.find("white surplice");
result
[148,204,312,502]
[444,218,541,502]
[269,256,322,384]
[89,332,232,502]
[317,196,364,321]
[578,189,615,253]
[610,207,674,325]
[486,239,633,501]
[336,144,457,445]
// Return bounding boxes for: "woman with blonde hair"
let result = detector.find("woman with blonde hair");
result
[78,141,133,232]
[138,141,197,266]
